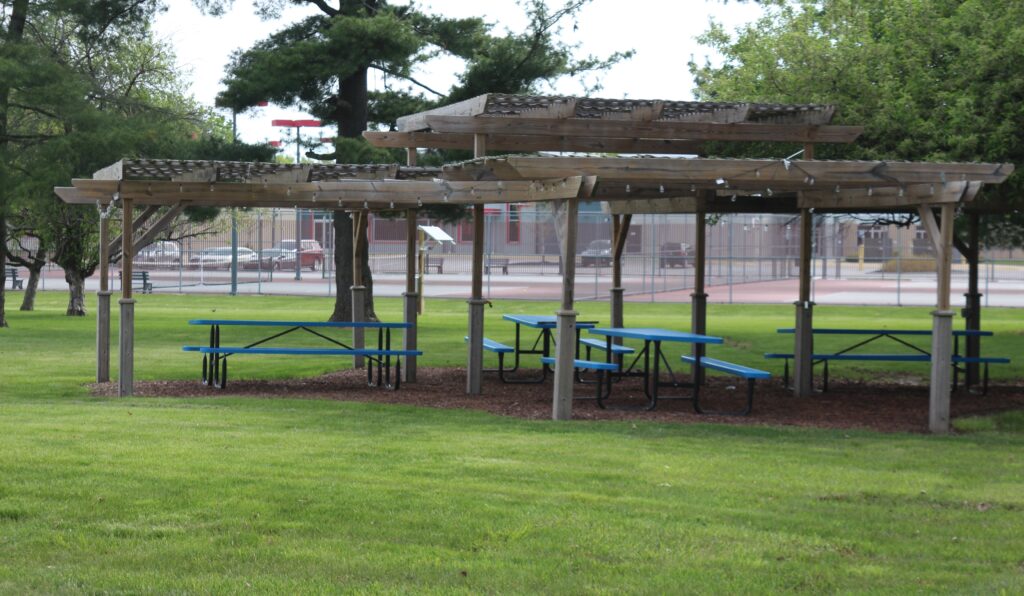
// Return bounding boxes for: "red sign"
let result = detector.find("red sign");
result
[271,119,323,128]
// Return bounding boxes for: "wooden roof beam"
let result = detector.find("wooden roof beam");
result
[424,115,864,144]
[64,177,585,209]
[363,131,704,155]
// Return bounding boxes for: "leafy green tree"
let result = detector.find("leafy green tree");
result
[690,0,1024,246]
[204,0,630,321]
[2,1,276,317]
[1,0,169,324]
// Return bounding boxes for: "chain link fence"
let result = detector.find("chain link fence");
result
[42,206,1017,305]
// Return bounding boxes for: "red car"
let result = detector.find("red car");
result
[275,239,324,271]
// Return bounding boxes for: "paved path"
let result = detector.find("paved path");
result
[26,266,1024,308]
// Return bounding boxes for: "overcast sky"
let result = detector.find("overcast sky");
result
[152,0,762,156]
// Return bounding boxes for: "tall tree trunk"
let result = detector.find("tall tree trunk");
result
[19,266,41,311]
[0,0,30,328]
[330,212,354,321]
[329,65,375,321]
[65,268,87,316]
[18,242,47,311]
[0,214,7,327]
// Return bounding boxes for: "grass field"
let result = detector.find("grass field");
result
[0,292,1022,593]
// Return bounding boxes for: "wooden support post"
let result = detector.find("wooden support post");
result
[97,203,111,383]
[553,194,582,420]
[610,214,631,332]
[404,208,418,383]
[119,198,135,397]
[921,204,955,433]
[793,205,815,397]
[351,210,367,369]
[963,213,981,385]
[691,201,709,385]
[467,134,487,395]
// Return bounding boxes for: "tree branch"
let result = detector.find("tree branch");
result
[307,0,339,16]
[370,63,445,97]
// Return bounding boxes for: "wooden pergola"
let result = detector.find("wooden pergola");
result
[367,93,1013,432]
[56,93,1014,433]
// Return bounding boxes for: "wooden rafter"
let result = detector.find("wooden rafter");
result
[57,176,585,209]
[423,115,864,144]
[363,131,704,155]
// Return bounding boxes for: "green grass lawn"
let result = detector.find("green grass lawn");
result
[0,292,1022,593]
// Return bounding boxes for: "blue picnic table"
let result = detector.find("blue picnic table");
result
[498,314,598,383]
[183,319,419,390]
[768,328,1005,393]
[587,327,724,410]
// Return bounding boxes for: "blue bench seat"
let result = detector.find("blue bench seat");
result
[183,346,421,357]
[579,338,635,356]
[681,356,771,379]
[468,337,514,354]
[467,336,515,379]
[539,356,619,371]
[681,355,770,416]
[540,357,619,404]
[764,353,1009,394]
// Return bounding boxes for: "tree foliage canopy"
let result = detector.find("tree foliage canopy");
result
[690,0,1024,245]
[210,0,631,136]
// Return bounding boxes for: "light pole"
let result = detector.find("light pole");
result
[272,119,323,281]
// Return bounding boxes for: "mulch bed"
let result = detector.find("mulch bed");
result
[92,367,1024,434]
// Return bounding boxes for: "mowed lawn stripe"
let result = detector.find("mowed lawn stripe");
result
[0,292,1021,592]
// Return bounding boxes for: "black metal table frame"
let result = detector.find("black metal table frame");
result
[595,336,701,411]
[498,320,597,384]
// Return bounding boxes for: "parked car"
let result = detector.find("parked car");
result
[580,239,612,267]
[241,248,291,270]
[189,246,257,270]
[137,241,180,266]
[659,242,692,268]
[273,239,324,271]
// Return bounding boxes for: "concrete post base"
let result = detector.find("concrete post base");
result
[690,292,708,385]
[930,310,955,433]
[403,292,419,383]
[793,301,815,397]
[351,285,366,369]
[97,291,112,383]
[118,298,136,397]
[552,309,578,420]
[466,299,486,395]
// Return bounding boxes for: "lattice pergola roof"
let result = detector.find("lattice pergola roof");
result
[441,155,1013,213]
[364,93,862,154]
[55,158,584,210]
[94,158,422,183]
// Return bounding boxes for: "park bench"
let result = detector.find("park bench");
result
[5,267,23,290]
[485,257,509,275]
[579,337,635,358]
[681,355,770,416]
[467,336,515,379]
[540,356,619,403]
[118,270,153,294]
[952,356,1011,395]
[184,320,419,390]
[423,254,444,274]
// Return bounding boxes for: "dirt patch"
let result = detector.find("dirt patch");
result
[91,368,1024,434]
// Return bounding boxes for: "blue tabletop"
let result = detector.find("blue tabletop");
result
[189,319,412,329]
[776,328,992,337]
[503,314,597,329]
[588,327,724,344]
